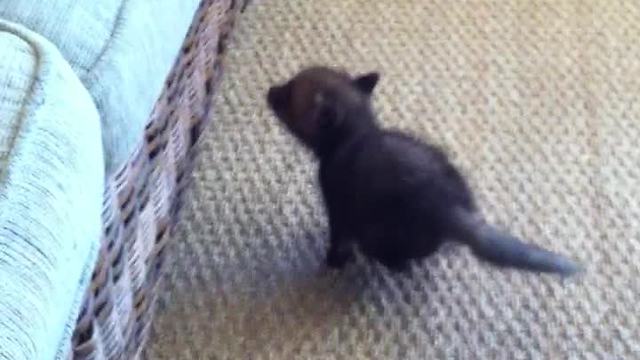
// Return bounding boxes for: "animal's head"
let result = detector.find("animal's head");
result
[266,66,379,149]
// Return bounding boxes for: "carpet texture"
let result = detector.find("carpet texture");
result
[149,1,640,358]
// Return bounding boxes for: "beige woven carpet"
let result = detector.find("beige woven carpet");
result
[149,1,640,358]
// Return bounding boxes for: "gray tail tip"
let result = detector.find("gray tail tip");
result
[558,258,586,277]
[533,250,583,277]
[553,257,584,277]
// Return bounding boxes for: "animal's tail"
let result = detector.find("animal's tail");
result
[450,208,582,276]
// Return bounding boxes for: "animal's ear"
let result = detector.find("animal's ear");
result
[352,72,380,95]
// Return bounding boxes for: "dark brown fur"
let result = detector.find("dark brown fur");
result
[267,66,580,275]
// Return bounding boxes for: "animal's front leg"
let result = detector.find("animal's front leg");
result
[327,238,353,268]
[326,215,354,269]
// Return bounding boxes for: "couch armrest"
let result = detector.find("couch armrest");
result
[0,21,104,360]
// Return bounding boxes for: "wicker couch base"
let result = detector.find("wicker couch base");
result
[68,1,242,358]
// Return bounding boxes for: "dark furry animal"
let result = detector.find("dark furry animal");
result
[267,66,580,275]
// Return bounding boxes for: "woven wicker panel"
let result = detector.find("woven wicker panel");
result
[68,1,242,359]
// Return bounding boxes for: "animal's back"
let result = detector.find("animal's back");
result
[324,130,476,263]
[381,131,475,212]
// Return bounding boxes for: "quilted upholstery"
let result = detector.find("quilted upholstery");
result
[0,21,104,360]
[0,0,201,173]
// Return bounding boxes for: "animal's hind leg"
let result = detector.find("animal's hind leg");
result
[363,238,411,272]
[376,253,410,272]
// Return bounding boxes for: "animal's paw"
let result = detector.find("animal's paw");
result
[326,246,353,269]
[379,258,410,273]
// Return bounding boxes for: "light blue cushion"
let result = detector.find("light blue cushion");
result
[0,0,201,173]
[0,21,104,360]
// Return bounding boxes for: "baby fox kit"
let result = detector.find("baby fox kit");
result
[267,66,580,276]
